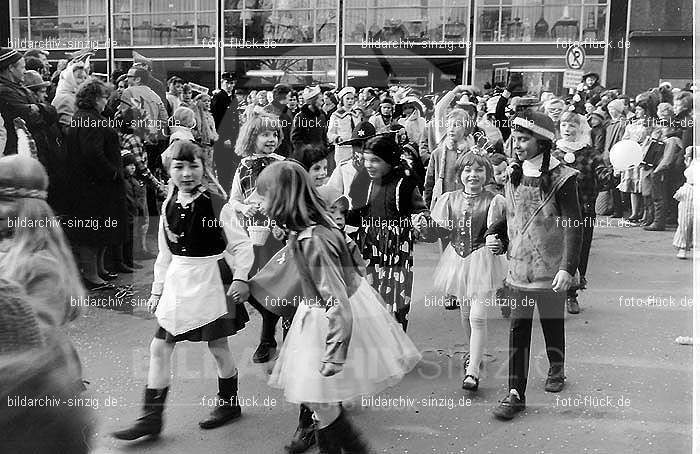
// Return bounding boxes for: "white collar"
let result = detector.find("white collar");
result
[522,153,560,177]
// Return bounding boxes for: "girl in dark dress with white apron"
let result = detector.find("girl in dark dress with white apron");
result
[113,141,254,441]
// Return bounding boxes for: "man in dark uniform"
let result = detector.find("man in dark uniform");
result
[211,72,240,192]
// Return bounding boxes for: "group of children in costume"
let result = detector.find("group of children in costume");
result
[1,97,639,452]
[107,103,593,454]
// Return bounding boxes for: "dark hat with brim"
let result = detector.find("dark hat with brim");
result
[339,121,378,145]
[221,72,238,82]
[582,72,599,80]
[23,70,51,89]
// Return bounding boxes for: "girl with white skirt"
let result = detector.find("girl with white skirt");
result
[430,152,507,392]
[255,161,421,453]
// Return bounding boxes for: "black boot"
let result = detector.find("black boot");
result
[320,409,371,454]
[315,423,342,454]
[285,405,317,453]
[112,387,168,440]
[199,375,242,429]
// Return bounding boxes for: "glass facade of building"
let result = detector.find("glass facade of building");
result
[8,0,611,96]
[475,0,608,43]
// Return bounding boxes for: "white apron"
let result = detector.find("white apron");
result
[156,253,228,336]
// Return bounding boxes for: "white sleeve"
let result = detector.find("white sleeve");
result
[220,203,255,281]
[0,113,6,155]
[327,113,340,144]
[228,168,246,212]
[429,192,452,229]
[151,216,173,295]
[487,194,507,226]
[434,90,457,140]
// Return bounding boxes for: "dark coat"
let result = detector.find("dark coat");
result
[291,104,328,152]
[211,89,240,143]
[590,124,606,156]
[264,100,293,157]
[61,108,127,246]
[0,75,46,156]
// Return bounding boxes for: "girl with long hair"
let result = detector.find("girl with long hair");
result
[258,160,420,453]
[230,111,286,363]
[0,153,85,394]
[492,111,582,421]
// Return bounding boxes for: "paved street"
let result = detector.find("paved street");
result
[70,216,692,454]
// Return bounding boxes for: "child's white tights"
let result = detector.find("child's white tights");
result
[460,292,491,378]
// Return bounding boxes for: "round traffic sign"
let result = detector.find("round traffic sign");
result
[566,45,586,70]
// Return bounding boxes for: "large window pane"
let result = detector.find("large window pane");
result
[245,11,274,42]
[345,8,367,41]
[315,9,337,43]
[131,14,156,45]
[12,0,28,17]
[225,57,336,87]
[56,17,89,42]
[444,2,469,41]
[224,11,244,39]
[12,19,29,41]
[30,17,58,41]
[581,4,606,41]
[268,10,315,43]
[30,0,59,16]
[475,1,590,42]
[197,12,216,41]
[476,7,500,42]
[89,16,106,42]
[114,15,131,45]
[89,0,105,14]
[114,0,130,13]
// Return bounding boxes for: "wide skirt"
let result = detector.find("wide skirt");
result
[268,279,422,404]
[618,165,642,194]
[673,199,694,250]
[155,306,249,343]
[433,244,507,299]
[358,223,415,314]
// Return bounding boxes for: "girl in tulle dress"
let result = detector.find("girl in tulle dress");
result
[673,153,696,259]
[257,161,421,453]
[430,151,507,391]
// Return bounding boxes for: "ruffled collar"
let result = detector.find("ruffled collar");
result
[522,153,561,177]
[556,139,588,153]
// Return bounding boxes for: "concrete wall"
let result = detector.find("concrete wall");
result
[625,0,693,95]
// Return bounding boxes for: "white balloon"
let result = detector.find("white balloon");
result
[609,140,643,170]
